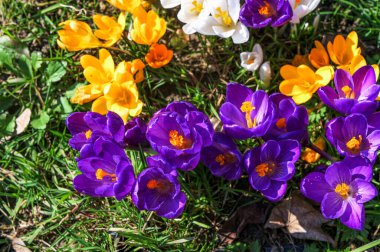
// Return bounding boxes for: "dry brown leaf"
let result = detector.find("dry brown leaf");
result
[265,193,336,246]
[15,108,31,135]
[5,235,32,252]
[218,203,269,246]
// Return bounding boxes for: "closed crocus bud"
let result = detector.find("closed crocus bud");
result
[57,20,102,51]
[259,61,271,89]
[124,117,148,147]
[240,43,263,72]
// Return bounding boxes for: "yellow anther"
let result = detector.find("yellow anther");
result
[191,0,203,13]
[85,130,92,139]
[215,7,233,26]
[335,183,350,198]
[240,101,256,128]
[346,135,362,154]
[341,85,354,99]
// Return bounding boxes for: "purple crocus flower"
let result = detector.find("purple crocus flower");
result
[326,113,380,162]
[132,167,186,219]
[219,83,275,140]
[73,137,136,200]
[239,0,293,29]
[244,139,300,201]
[124,117,148,147]
[367,112,380,135]
[264,93,309,143]
[146,102,214,171]
[301,157,377,230]
[318,66,380,116]
[201,132,243,180]
[146,155,178,177]
[66,111,125,151]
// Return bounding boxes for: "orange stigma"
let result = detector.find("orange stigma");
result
[346,135,362,154]
[85,130,92,139]
[255,162,275,177]
[169,130,191,149]
[146,179,170,192]
[276,118,287,129]
[341,85,355,99]
[258,2,274,16]
[95,169,117,182]
[215,153,236,166]
[335,183,350,198]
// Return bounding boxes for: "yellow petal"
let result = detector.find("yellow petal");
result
[92,96,109,115]
[99,49,115,76]
[315,66,334,86]
[279,79,310,96]
[297,65,316,84]
[292,93,313,104]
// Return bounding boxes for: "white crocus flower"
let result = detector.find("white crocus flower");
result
[178,0,212,34]
[289,0,320,24]
[161,0,181,8]
[196,0,249,44]
[259,61,271,88]
[240,44,263,71]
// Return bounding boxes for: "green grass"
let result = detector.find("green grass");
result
[1,0,380,251]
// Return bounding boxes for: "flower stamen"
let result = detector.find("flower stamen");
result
[169,130,191,149]
[346,135,362,154]
[335,183,350,198]
[215,7,233,26]
[341,85,355,99]
[276,118,287,129]
[240,101,256,128]
[85,129,92,139]
[191,0,203,13]
[255,162,275,177]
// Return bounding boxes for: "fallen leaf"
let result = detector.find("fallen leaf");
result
[265,192,336,246]
[5,235,31,252]
[15,108,31,134]
[218,202,270,246]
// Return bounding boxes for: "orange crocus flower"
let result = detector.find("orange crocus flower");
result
[327,31,361,66]
[308,40,330,69]
[145,44,173,68]
[302,137,326,163]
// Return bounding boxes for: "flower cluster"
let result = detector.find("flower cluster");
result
[162,0,321,44]
[59,0,379,232]
[58,0,174,121]
[279,31,379,104]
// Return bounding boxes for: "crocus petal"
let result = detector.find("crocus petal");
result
[301,172,331,203]
[261,180,287,202]
[321,192,347,219]
[160,0,181,8]
[156,191,186,219]
[324,162,351,188]
[351,180,378,204]
[340,199,365,230]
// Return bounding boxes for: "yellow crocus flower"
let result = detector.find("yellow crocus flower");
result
[279,64,334,104]
[93,12,126,47]
[130,9,166,45]
[107,0,141,13]
[301,137,326,163]
[114,59,146,84]
[92,81,143,123]
[57,20,102,51]
[327,31,361,66]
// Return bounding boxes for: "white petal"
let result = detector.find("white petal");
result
[259,61,271,88]
[227,0,240,24]
[182,23,197,34]
[252,44,263,65]
[213,25,236,38]
[306,0,321,11]
[195,16,218,35]
[231,22,249,44]
[161,0,181,8]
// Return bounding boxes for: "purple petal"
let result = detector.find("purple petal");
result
[73,174,114,197]
[156,192,187,219]
[270,162,295,181]
[107,111,125,144]
[225,83,253,107]
[249,171,271,191]
[260,140,281,162]
[325,163,352,188]
[301,172,331,203]
[277,139,300,163]
[66,112,88,135]
[321,192,347,219]
[334,69,354,98]
[351,180,378,204]
[317,87,338,110]
[340,198,365,230]
[350,101,378,115]
[261,180,287,202]
[353,65,376,93]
